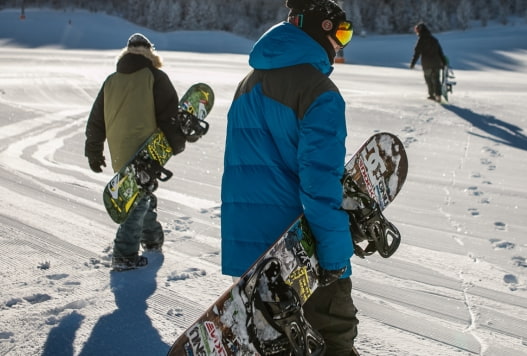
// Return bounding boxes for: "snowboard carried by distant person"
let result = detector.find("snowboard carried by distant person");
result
[103,83,214,224]
[167,132,408,356]
[441,57,456,102]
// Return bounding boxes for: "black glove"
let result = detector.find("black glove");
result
[161,117,186,155]
[318,266,347,287]
[88,155,106,173]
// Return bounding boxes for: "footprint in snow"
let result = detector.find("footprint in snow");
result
[23,293,52,304]
[0,331,14,340]
[466,186,483,197]
[494,221,507,231]
[46,273,69,280]
[482,146,502,158]
[38,261,51,270]
[168,308,184,317]
[84,257,111,269]
[403,136,417,147]
[490,238,514,249]
[512,256,527,268]
[480,157,497,171]
[200,205,221,219]
[169,217,192,232]
[467,208,480,216]
[502,274,524,292]
[5,298,23,307]
[167,268,206,282]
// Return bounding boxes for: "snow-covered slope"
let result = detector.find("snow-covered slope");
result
[1,8,526,356]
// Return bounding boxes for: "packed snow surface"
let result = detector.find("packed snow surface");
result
[1,8,526,356]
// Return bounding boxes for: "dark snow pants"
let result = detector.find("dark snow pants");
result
[424,68,441,97]
[113,194,164,259]
[303,277,359,355]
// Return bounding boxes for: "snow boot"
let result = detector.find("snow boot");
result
[111,255,148,271]
[141,242,163,253]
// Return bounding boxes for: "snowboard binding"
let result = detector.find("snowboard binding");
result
[132,101,210,190]
[130,107,209,193]
[342,175,401,258]
[177,107,209,143]
[242,258,326,356]
[133,154,173,192]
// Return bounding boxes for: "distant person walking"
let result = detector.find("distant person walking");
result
[410,22,447,102]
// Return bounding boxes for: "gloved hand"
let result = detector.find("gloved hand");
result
[318,266,347,287]
[88,155,106,173]
[163,116,186,155]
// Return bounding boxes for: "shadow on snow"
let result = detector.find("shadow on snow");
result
[444,104,527,151]
[42,253,169,356]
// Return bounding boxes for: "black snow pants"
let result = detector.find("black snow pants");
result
[303,277,359,355]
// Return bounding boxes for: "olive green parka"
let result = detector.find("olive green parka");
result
[85,47,184,171]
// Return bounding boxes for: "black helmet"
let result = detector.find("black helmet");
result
[127,33,153,49]
[286,0,353,62]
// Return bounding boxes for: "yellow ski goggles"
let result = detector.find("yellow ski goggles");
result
[332,21,353,47]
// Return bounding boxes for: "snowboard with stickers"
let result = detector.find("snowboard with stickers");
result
[167,132,408,356]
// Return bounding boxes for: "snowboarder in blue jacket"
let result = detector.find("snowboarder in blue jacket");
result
[221,0,359,354]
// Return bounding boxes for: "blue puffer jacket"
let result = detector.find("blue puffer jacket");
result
[221,22,353,278]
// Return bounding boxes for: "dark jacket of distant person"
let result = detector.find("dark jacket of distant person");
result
[410,23,446,70]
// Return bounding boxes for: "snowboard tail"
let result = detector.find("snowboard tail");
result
[441,63,456,102]
[167,132,408,355]
[103,83,214,224]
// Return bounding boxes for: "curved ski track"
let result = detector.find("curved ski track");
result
[1,48,526,356]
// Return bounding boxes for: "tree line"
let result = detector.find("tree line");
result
[3,0,527,38]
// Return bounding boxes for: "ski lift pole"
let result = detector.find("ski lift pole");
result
[20,0,26,20]
[335,0,345,63]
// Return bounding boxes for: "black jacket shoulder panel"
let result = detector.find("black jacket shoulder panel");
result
[235,64,338,119]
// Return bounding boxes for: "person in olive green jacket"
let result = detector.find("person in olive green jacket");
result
[85,33,185,271]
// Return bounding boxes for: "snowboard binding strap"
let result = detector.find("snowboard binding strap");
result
[342,176,401,258]
[242,258,325,356]
[177,108,209,143]
[134,155,173,192]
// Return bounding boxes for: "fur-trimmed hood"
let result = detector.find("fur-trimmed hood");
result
[117,46,163,69]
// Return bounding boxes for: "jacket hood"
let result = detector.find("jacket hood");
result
[116,46,163,73]
[249,22,333,76]
[416,23,431,37]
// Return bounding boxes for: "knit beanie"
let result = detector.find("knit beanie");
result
[127,33,154,49]
[286,0,346,63]
[120,33,162,69]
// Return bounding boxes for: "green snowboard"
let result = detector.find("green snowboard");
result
[103,83,214,224]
